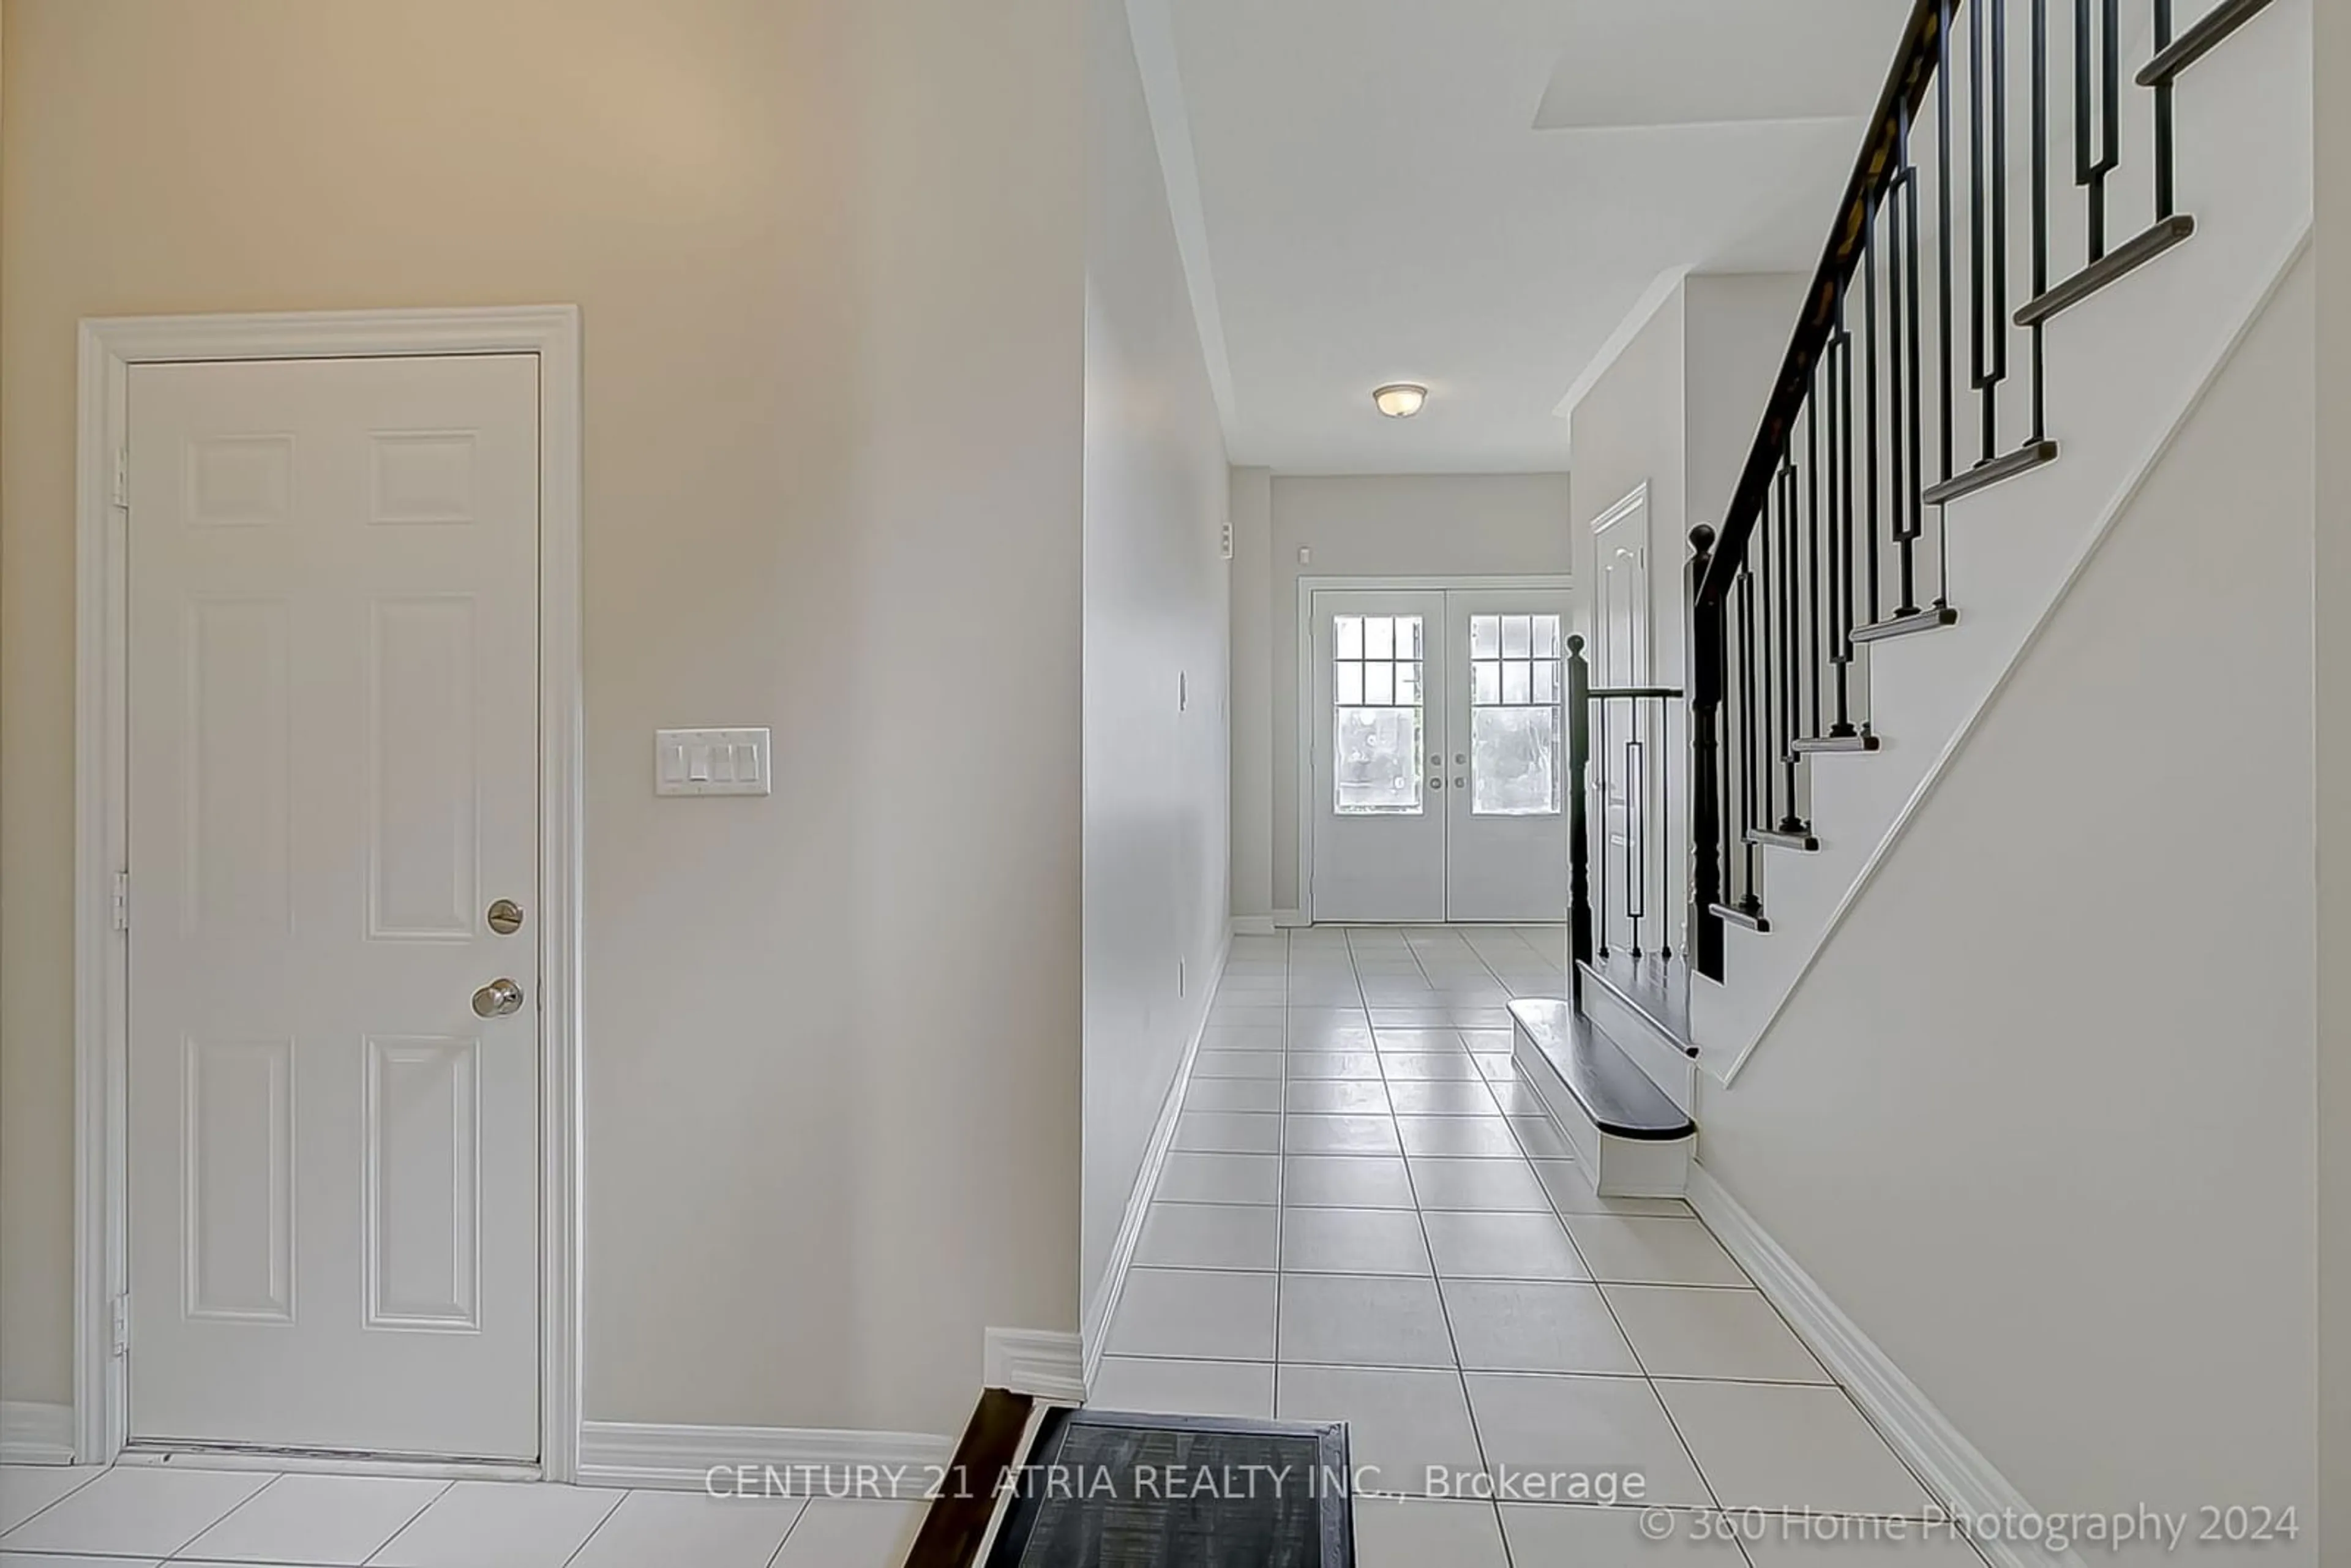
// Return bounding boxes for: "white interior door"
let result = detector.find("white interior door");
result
[126,353,542,1460]
[1310,590,1447,921]
[1444,590,1573,923]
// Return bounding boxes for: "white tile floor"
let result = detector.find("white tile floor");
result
[0,1465,920,1567]
[0,925,1979,1567]
[1093,925,1989,1567]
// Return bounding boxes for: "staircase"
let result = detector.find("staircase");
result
[1522,0,2303,1180]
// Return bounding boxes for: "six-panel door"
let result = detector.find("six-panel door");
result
[125,354,542,1459]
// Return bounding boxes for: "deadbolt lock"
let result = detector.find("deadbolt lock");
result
[487,898,525,936]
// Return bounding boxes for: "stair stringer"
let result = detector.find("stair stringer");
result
[1692,0,2312,1084]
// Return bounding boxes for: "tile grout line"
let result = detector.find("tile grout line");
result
[1377,932,1519,1568]
[1270,926,1294,1374]
[0,1463,111,1545]
[354,1479,455,1567]
[548,1484,631,1568]
[1467,926,1739,1546]
[161,1467,283,1562]
[1574,1234,1733,1528]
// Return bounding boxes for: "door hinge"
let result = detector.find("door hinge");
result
[111,1295,130,1357]
[111,446,129,509]
[112,871,130,932]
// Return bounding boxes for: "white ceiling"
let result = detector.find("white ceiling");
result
[1141,0,1913,474]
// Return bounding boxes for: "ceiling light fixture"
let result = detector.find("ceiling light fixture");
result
[1372,383,1428,418]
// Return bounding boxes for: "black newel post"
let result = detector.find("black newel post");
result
[1687,527,1727,982]
[1566,633,1592,1001]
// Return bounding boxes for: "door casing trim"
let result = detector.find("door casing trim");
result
[1294,573,1575,924]
[73,307,586,1477]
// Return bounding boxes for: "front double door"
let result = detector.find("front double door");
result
[1308,586,1573,923]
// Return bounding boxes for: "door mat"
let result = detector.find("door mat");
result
[982,1408,1353,1567]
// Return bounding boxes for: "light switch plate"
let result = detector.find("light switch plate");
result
[655,728,771,797]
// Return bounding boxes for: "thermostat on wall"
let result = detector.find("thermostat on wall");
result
[655,728,771,796]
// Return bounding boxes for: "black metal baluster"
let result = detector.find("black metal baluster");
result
[1935,0,1957,484]
[1689,528,1725,980]
[1805,391,1823,746]
[1656,692,1673,962]
[1902,142,1927,617]
[1595,682,1610,959]
[2152,0,2177,220]
[1736,564,1763,918]
[1933,0,1957,612]
[1887,152,1916,620]
[1777,453,1804,835]
[1626,719,1645,959]
[1865,202,1884,630]
[1753,470,1773,844]
[1971,0,2010,463]
[1831,312,1859,738]
[2076,0,2120,261]
[2031,0,2050,440]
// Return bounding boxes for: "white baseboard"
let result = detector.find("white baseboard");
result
[1273,908,1305,928]
[984,1328,1086,1405]
[1228,915,1276,937]
[1081,929,1232,1382]
[1686,1165,2082,1568]
[116,1447,539,1482]
[0,1401,77,1465]
[576,1420,953,1496]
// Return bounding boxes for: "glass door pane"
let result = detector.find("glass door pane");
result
[1466,612,1562,816]
[1333,613,1425,814]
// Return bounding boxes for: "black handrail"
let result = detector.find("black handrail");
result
[1695,0,1955,612]
[1675,0,2276,983]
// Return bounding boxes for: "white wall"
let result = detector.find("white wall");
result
[1566,287,1687,669]
[1683,274,1809,559]
[1565,273,1805,683]
[1699,257,2319,1543]
[1080,0,1232,1319]
[1,0,1082,1442]
[1562,274,1800,947]
[1255,473,1572,915]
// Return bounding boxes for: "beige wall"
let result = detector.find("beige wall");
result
[0,0,1082,1438]
[1079,0,1231,1321]
[1228,467,1275,921]
[1261,473,1572,914]
[2315,1,2350,1544]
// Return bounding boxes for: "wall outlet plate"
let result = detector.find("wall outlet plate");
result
[655,728,771,796]
[1219,518,1234,560]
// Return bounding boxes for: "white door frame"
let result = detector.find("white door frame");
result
[72,307,585,1478]
[1295,574,1574,924]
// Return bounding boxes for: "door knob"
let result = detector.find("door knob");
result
[472,978,525,1018]
[1430,777,1444,790]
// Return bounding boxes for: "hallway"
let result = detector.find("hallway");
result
[1094,926,1981,1566]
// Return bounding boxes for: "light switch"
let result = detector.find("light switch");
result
[655,729,771,796]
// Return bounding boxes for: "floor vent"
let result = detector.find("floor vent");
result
[980,1408,1353,1567]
